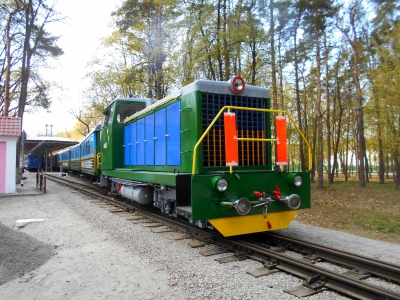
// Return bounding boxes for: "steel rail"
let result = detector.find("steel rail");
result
[263,232,400,284]
[231,238,400,300]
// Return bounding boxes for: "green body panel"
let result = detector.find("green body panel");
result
[180,91,202,173]
[100,124,124,170]
[101,169,178,186]
[190,171,310,220]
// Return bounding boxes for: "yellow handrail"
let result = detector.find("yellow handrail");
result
[97,152,103,166]
[191,106,312,174]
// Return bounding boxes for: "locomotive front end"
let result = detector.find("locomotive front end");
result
[186,76,311,236]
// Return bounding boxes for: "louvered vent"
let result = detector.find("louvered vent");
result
[202,92,268,167]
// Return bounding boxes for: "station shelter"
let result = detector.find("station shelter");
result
[23,135,78,172]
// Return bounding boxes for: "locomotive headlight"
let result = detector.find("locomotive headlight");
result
[234,197,251,215]
[229,76,246,93]
[212,176,229,192]
[287,173,303,187]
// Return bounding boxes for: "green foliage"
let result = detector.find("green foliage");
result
[0,0,64,117]
[81,0,400,188]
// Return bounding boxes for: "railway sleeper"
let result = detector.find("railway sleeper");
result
[285,274,327,297]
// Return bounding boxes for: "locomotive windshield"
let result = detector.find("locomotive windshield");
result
[116,103,145,123]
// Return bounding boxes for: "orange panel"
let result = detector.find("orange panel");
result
[276,116,287,165]
[224,113,238,166]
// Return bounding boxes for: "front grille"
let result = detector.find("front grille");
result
[202,92,268,167]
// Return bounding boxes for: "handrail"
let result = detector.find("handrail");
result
[97,152,103,166]
[191,105,312,174]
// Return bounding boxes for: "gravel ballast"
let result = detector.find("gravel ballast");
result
[0,173,399,299]
[0,222,53,285]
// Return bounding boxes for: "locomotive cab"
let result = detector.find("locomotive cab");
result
[98,98,153,173]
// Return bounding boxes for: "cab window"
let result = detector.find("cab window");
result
[117,103,145,123]
[102,105,115,127]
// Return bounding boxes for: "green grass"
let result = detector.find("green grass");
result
[298,177,400,242]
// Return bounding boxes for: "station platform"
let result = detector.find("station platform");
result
[0,173,43,197]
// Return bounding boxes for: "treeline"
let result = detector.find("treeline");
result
[0,0,63,120]
[84,0,399,189]
[0,0,63,172]
[1,0,399,189]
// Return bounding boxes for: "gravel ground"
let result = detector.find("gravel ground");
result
[0,173,399,300]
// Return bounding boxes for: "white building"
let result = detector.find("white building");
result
[0,117,21,194]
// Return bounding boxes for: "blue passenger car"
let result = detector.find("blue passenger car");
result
[25,154,44,171]
[59,149,70,171]
[80,124,101,178]
[70,144,81,172]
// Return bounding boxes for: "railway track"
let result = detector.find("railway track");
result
[46,173,400,299]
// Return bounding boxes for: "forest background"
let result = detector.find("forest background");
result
[1,0,399,189]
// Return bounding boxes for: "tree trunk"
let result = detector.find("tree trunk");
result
[347,4,366,187]
[4,7,21,116]
[315,8,324,189]
[216,0,223,81]
[223,0,229,80]
[270,0,278,110]
[293,17,305,171]
[324,33,332,183]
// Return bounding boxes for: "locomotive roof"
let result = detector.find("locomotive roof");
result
[122,79,270,123]
[104,97,152,111]
[110,79,270,115]
[180,79,270,99]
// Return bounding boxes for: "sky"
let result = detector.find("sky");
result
[22,0,121,138]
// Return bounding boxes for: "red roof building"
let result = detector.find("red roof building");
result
[0,117,21,136]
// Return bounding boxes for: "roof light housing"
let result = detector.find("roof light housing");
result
[229,76,246,93]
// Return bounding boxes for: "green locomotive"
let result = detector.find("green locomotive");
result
[97,76,311,236]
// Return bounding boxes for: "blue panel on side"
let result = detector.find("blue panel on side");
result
[124,125,130,165]
[130,123,137,165]
[137,119,145,165]
[91,133,96,156]
[167,102,181,165]
[145,114,155,165]
[155,109,167,165]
